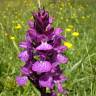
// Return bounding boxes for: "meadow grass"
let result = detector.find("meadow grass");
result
[0,0,96,96]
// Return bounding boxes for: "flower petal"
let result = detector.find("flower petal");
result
[28,20,34,28]
[21,67,32,75]
[16,76,28,86]
[50,92,57,96]
[39,75,54,88]
[57,54,68,64]
[32,61,52,73]
[57,82,63,93]
[18,51,29,62]
[54,46,67,53]
[27,29,37,39]
[19,42,27,48]
[49,17,53,24]
[54,28,63,36]
[54,74,67,83]
[36,42,53,50]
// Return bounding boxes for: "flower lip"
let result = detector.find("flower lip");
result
[28,20,34,28]
[36,42,53,51]
[39,75,54,88]
[53,74,67,83]
[18,51,29,62]
[16,76,28,86]
[53,75,67,93]
[49,17,53,24]
[21,67,32,75]
[54,46,67,53]
[28,28,37,38]
[54,28,63,36]
[50,92,57,96]
[19,41,28,48]
[56,54,68,64]
[57,82,64,93]
[32,61,52,73]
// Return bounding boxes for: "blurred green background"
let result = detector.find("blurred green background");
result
[0,0,96,96]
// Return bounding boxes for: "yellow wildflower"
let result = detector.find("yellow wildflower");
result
[64,41,73,49]
[15,24,22,29]
[72,32,79,37]
[10,36,15,40]
[65,28,72,32]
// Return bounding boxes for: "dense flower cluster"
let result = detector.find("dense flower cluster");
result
[16,8,68,96]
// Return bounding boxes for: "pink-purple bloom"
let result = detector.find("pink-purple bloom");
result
[16,8,68,96]
[56,54,68,64]
[21,67,32,75]
[39,75,54,88]
[36,42,53,51]
[32,61,52,73]
[18,51,29,62]
[16,76,28,86]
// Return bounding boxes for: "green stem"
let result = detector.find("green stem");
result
[12,40,20,54]
[37,0,41,8]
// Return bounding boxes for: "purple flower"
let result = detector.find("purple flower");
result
[56,54,68,64]
[53,28,63,36]
[56,82,63,93]
[18,51,29,62]
[49,17,53,24]
[21,67,32,75]
[39,75,54,88]
[32,61,52,73]
[27,28,38,41]
[54,46,67,53]
[53,74,67,93]
[19,41,27,48]
[50,92,57,96]
[16,76,28,86]
[17,8,69,96]
[36,42,53,51]
[28,20,34,28]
